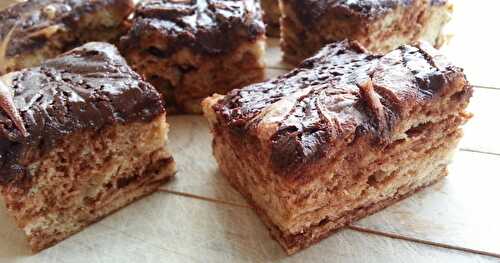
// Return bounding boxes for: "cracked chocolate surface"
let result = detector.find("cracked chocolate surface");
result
[120,0,265,56]
[212,40,467,175]
[0,42,165,186]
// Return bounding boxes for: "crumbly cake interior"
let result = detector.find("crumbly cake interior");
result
[203,41,472,254]
[0,0,133,74]
[280,0,452,64]
[127,40,266,113]
[1,115,175,252]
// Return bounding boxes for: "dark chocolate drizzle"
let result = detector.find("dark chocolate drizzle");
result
[212,40,466,177]
[120,0,265,56]
[287,0,446,26]
[0,42,165,186]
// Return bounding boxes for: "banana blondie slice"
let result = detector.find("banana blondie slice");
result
[203,40,472,254]
[120,0,266,113]
[281,0,452,64]
[0,42,175,252]
[0,0,134,75]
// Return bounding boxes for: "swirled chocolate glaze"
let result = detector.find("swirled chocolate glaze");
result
[120,0,265,56]
[0,42,165,186]
[0,0,133,72]
[286,0,448,25]
[212,40,470,176]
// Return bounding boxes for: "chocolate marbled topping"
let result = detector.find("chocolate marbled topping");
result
[120,0,265,56]
[0,42,165,186]
[285,0,446,25]
[212,40,468,176]
[0,0,133,61]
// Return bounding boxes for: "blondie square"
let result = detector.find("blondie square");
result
[0,0,134,74]
[0,42,175,251]
[280,0,452,64]
[203,40,472,254]
[120,0,267,113]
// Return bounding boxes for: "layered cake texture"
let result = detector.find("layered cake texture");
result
[280,0,453,64]
[120,0,266,113]
[0,0,134,75]
[0,42,175,251]
[203,40,472,254]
